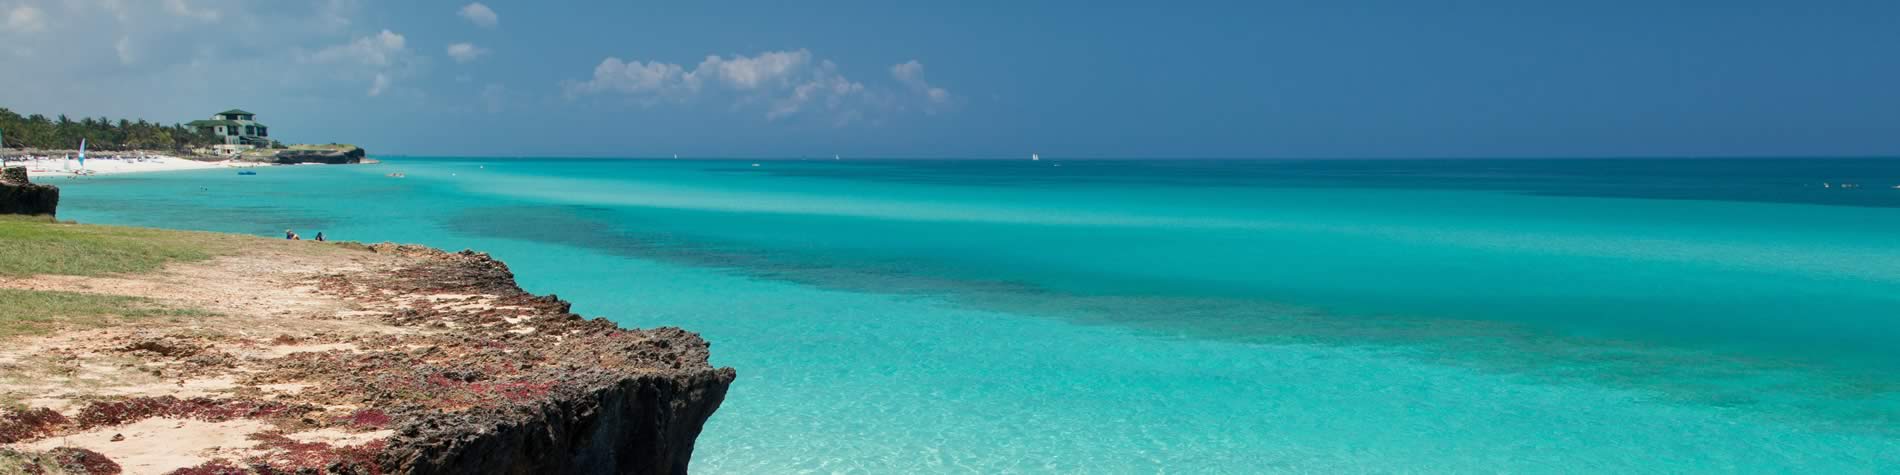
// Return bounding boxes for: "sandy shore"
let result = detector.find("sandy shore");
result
[3,155,268,177]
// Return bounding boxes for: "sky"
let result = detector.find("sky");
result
[1,0,1897,158]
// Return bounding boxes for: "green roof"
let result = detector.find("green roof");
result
[218,109,255,116]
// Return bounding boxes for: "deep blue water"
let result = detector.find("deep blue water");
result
[51,157,1900,472]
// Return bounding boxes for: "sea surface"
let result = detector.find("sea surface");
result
[50,158,1900,473]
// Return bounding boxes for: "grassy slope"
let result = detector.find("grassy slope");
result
[0,215,246,277]
[0,289,207,339]
[0,216,238,338]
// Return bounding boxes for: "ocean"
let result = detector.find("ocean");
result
[51,157,1900,472]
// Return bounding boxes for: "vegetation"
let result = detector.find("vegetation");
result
[0,106,224,152]
[0,216,227,339]
[0,446,120,475]
[0,215,237,277]
[0,289,207,339]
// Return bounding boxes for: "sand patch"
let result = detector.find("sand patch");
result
[11,417,272,474]
[284,427,393,446]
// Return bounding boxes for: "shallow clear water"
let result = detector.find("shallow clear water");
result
[50,158,1900,472]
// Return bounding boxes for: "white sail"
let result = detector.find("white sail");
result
[1032,153,1040,161]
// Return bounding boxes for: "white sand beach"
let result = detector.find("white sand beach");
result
[3,154,268,177]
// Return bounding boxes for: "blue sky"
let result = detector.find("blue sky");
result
[2,0,1898,158]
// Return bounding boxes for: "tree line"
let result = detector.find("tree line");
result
[0,106,225,152]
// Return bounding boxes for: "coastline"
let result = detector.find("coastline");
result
[4,144,372,178]
[7,155,271,178]
[0,217,733,473]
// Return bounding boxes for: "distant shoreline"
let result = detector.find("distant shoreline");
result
[3,144,372,177]
[5,153,269,178]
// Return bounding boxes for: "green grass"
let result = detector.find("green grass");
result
[0,288,209,339]
[0,215,246,277]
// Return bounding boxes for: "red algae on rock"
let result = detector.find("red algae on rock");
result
[2,241,732,474]
[0,408,69,444]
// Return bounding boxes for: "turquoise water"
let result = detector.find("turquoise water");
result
[50,158,1900,472]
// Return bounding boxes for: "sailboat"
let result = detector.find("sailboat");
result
[77,138,86,169]
[1031,153,1040,161]
[834,154,841,160]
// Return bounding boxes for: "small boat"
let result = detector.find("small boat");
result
[1031,153,1040,161]
[237,170,258,176]
[386,172,405,178]
[751,163,761,167]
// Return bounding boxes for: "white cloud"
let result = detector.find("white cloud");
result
[368,73,390,96]
[310,29,406,66]
[0,0,429,127]
[316,0,356,31]
[699,50,810,90]
[163,0,222,22]
[4,4,45,33]
[458,3,497,28]
[567,57,695,97]
[771,60,865,121]
[302,29,418,98]
[891,60,953,112]
[563,49,949,124]
[446,42,487,63]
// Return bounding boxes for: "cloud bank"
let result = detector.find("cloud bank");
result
[1,1,423,104]
[563,49,954,124]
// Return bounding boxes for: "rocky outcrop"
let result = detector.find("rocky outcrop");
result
[0,166,58,216]
[381,367,734,474]
[322,245,738,474]
[272,145,366,164]
[0,239,735,473]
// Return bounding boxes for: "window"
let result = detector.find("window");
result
[260,128,268,137]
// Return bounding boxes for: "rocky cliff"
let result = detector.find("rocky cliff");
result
[312,244,739,474]
[0,166,58,216]
[272,145,367,164]
[0,239,735,474]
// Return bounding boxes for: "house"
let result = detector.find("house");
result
[186,109,273,148]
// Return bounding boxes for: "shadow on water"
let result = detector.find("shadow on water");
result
[446,204,1900,436]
